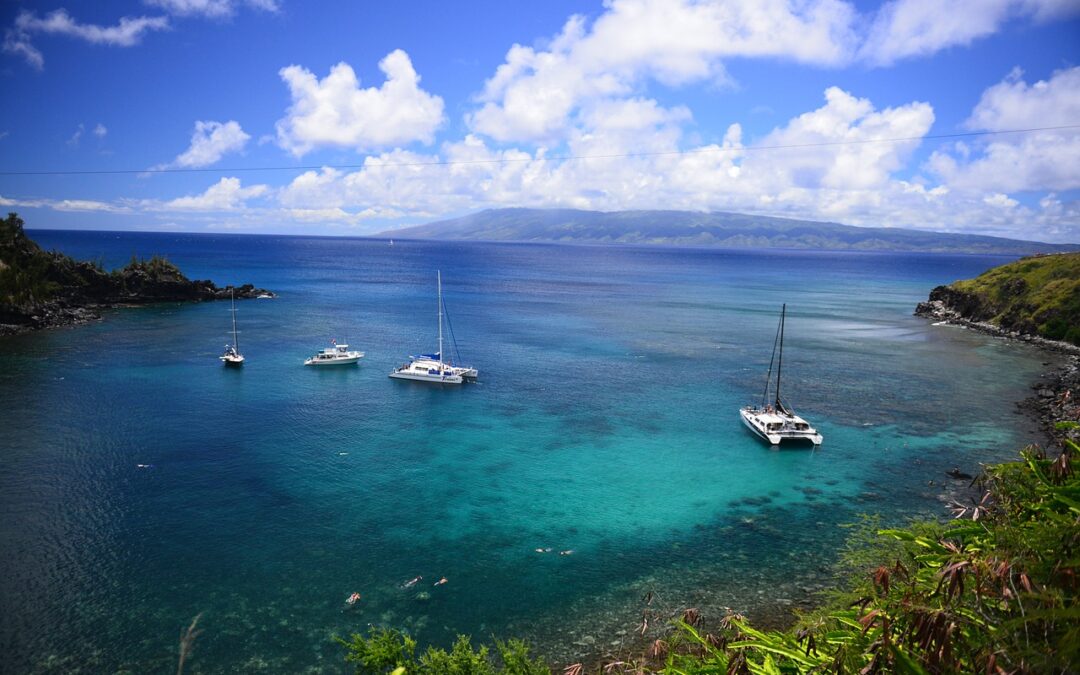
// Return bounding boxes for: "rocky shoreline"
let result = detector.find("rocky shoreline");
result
[1,213,273,336]
[916,287,1080,447]
[0,281,275,336]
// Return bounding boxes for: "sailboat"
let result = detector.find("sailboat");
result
[739,304,822,446]
[389,271,477,384]
[219,289,244,366]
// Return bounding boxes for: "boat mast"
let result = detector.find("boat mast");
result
[775,303,785,411]
[437,270,443,364]
[230,288,239,352]
[760,307,782,408]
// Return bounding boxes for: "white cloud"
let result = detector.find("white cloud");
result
[67,123,84,148]
[94,123,108,138]
[859,0,1080,66]
[274,50,445,157]
[965,65,1080,130]
[144,0,280,19]
[468,0,858,143]
[0,194,130,213]
[4,9,169,69]
[162,120,251,168]
[163,177,268,211]
[927,67,1080,193]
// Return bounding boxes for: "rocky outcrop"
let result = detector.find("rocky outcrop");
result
[0,213,273,335]
[1018,356,1080,448]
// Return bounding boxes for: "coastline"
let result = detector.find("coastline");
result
[0,283,273,337]
[915,299,1080,447]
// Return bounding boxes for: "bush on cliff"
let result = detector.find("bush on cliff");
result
[0,212,63,305]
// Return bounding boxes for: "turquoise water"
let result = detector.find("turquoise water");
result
[0,233,1054,672]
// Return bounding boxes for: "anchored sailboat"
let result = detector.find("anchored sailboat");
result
[739,304,822,446]
[220,288,244,366]
[389,271,477,384]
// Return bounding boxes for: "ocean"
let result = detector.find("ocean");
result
[0,231,1055,672]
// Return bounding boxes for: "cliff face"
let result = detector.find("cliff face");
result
[0,213,272,334]
[916,252,1080,347]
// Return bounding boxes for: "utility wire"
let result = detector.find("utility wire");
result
[1,124,1077,177]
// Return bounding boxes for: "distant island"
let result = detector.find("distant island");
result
[382,208,1077,255]
[0,213,273,335]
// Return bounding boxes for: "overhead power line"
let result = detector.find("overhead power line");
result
[1,124,1077,177]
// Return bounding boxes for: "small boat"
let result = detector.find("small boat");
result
[739,304,822,446]
[305,340,364,366]
[219,289,244,366]
[390,271,477,384]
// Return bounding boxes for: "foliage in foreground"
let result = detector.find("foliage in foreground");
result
[340,433,1079,674]
[337,628,550,675]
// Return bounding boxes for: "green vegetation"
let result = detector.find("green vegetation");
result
[337,628,549,675]
[118,253,185,281]
[952,252,1080,345]
[0,211,189,316]
[341,432,1079,674]
[0,212,64,305]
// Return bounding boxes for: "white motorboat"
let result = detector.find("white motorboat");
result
[305,341,364,366]
[219,289,244,366]
[739,304,823,446]
[389,271,477,385]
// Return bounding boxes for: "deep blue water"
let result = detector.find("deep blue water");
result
[0,231,1054,673]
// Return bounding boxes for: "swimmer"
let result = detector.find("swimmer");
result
[434,577,448,586]
[403,576,422,588]
[535,548,546,553]
[559,550,574,556]
[346,592,361,605]
[136,464,153,469]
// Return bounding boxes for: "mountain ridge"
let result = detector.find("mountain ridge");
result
[381,208,1077,255]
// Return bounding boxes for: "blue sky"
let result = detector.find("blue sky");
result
[1,0,1078,241]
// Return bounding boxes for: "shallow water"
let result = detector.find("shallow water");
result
[0,233,1054,672]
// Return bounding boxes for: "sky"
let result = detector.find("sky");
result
[1,0,1078,242]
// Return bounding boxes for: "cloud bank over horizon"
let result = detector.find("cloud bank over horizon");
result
[2,0,1079,242]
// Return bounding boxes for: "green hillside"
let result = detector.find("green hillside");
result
[950,253,1080,345]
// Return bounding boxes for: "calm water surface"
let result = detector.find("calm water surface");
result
[0,232,1054,672]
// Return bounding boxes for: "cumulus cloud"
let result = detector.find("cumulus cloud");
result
[163,177,268,210]
[93,123,108,138]
[144,0,280,19]
[859,0,1080,66]
[3,9,169,69]
[468,0,858,143]
[274,50,445,157]
[160,120,251,169]
[927,66,1080,193]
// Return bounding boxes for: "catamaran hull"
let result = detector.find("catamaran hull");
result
[388,371,463,384]
[739,409,822,446]
[220,356,244,366]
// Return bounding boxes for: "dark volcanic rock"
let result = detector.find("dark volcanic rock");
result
[0,213,274,335]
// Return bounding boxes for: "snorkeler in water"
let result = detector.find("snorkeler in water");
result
[402,576,423,588]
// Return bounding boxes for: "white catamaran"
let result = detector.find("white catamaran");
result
[389,271,478,385]
[219,289,244,366]
[739,304,823,446]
